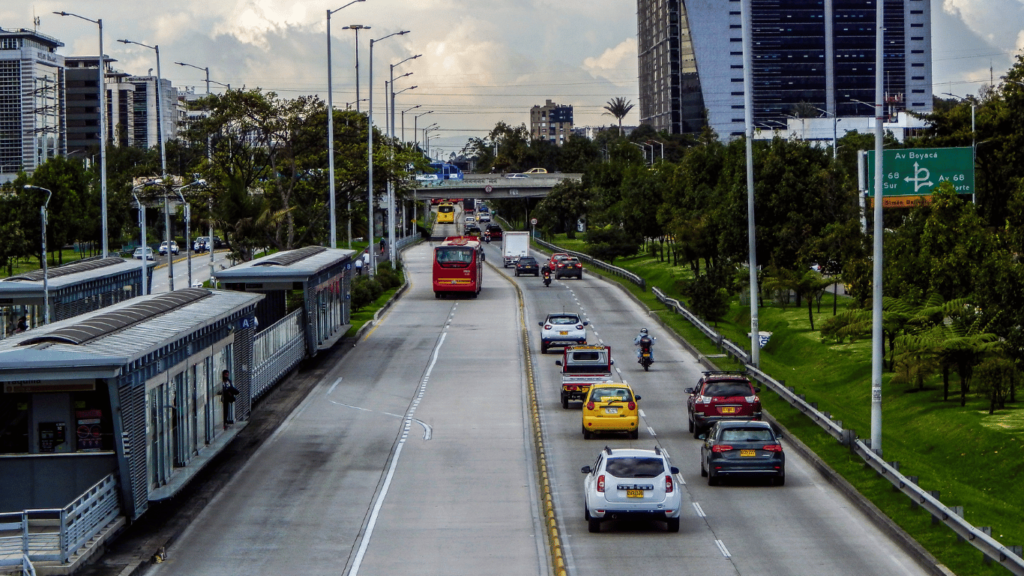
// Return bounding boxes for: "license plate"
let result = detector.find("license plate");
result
[720,407,737,414]
[605,407,618,414]
[559,331,569,335]
[626,489,644,498]
[740,450,756,457]
[642,353,650,358]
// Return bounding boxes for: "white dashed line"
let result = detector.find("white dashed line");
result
[647,426,656,436]
[676,472,686,485]
[327,377,342,396]
[715,540,732,558]
[692,502,706,517]
[599,339,604,344]
[639,409,646,418]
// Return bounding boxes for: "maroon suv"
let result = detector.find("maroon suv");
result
[685,371,762,438]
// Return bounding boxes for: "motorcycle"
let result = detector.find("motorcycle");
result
[637,335,653,371]
[483,233,491,243]
[542,271,552,287]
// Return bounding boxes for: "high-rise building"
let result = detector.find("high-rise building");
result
[125,75,178,150]
[530,100,573,145]
[636,0,932,138]
[0,28,65,183]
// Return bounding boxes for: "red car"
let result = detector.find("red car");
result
[685,371,762,438]
[548,252,570,269]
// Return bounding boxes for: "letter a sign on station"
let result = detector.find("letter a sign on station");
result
[866,147,974,208]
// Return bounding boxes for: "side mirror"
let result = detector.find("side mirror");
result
[555,360,562,366]
[583,321,590,326]
[634,395,641,401]
[610,359,615,365]
[684,387,695,394]
[755,386,762,393]
[581,466,592,474]
[670,467,680,475]
[698,434,707,440]
[538,321,544,326]
[776,433,784,440]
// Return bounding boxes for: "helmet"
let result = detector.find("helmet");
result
[640,328,648,335]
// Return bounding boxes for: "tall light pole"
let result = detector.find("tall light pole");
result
[131,184,151,296]
[870,0,885,455]
[741,0,760,368]
[327,1,365,250]
[342,25,369,113]
[119,38,172,289]
[24,186,53,324]
[413,110,433,149]
[423,124,439,159]
[401,105,420,143]
[389,75,417,262]
[812,106,838,160]
[207,78,229,283]
[174,180,206,288]
[176,61,216,280]
[368,30,409,275]
[55,11,108,258]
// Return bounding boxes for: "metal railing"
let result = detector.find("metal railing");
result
[0,474,120,568]
[251,309,305,400]
[651,287,1024,574]
[534,237,646,291]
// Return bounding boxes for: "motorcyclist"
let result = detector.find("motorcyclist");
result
[541,263,552,286]
[633,328,654,363]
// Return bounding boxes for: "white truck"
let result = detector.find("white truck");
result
[502,231,530,267]
[555,345,615,409]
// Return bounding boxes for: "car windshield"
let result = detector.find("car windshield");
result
[548,315,580,325]
[704,381,752,397]
[590,387,633,402]
[605,457,665,478]
[436,247,473,268]
[719,428,775,443]
[518,258,536,265]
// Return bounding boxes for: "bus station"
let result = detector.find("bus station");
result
[0,257,155,340]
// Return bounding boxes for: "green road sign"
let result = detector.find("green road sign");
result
[866,147,974,198]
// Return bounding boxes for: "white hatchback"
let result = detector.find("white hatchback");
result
[581,447,682,533]
[538,313,588,354]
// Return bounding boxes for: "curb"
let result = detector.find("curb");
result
[351,240,419,343]
[530,241,949,576]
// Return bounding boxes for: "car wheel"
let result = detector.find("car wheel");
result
[688,416,694,433]
[666,517,680,533]
[708,471,718,486]
[588,518,601,533]
[561,394,569,409]
[693,427,702,439]
[629,427,639,440]
[700,459,708,477]
[775,473,786,487]
[582,425,591,439]
[585,503,591,521]
[515,271,519,276]
[541,343,548,354]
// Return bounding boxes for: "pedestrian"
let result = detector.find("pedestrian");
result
[379,238,386,256]
[14,316,28,334]
[219,369,239,428]
[354,256,364,275]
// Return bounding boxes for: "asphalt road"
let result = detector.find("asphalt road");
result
[149,250,232,293]
[144,243,546,576]
[490,242,932,576]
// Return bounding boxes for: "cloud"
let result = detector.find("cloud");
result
[583,38,637,88]
[941,0,1024,54]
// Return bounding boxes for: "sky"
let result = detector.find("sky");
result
[3,0,1022,156]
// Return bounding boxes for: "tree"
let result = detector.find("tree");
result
[680,261,735,325]
[534,180,591,239]
[603,97,635,137]
[761,265,834,330]
[974,357,1017,414]
[586,227,639,264]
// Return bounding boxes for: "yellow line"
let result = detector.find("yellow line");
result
[362,257,415,342]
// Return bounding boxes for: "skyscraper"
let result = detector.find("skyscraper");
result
[636,0,932,138]
[530,100,574,145]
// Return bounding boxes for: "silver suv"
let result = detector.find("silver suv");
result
[581,446,682,533]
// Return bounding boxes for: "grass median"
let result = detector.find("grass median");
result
[537,232,1023,576]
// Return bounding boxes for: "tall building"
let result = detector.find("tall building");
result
[0,28,65,183]
[636,0,932,138]
[125,75,178,150]
[530,100,573,145]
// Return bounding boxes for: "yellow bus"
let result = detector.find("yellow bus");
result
[437,202,456,224]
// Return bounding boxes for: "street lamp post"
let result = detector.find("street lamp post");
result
[423,124,438,159]
[119,38,172,289]
[413,110,433,149]
[327,2,365,250]
[388,65,418,261]
[811,107,838,160]
[869,0,885,455]
[24,186,53,324]
[55,11,108,258]
[741,0,761,368]
[368,30,409,275]
[174,180,206,288]
[401,104,420,143]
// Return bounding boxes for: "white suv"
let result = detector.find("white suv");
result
[538,313,588,354]
[581,446,681,533]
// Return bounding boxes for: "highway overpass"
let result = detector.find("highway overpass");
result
[411,172,581,200]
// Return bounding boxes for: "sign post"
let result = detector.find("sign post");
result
[531,217,537,239]
[866,147,974,207]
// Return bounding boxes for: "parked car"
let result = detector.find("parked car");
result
[555,257,584,279]
[515,256,540,277]
[700,420,785,486]
[581,383,641,439]
[158,241,179,256]
[686,371,762,438]
[581,446,681,533]
[539,312,588,353]
[133,247,155,260]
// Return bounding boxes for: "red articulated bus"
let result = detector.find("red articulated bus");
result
[433,236,483,298]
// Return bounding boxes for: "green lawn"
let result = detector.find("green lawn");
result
[543,233,1023,576]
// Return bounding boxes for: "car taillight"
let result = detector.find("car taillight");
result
[627,401,636,410]
[711,445,733,453]
[745,395,758,403]
[699,396,712,404]
[763,444,784,452]
[597,475,605,493]
[576,264,582,268]
[665,474,674,493]
[544,325,552,330]
[586,401,595,410]
[567,385,577,391]
[576,324,584,330]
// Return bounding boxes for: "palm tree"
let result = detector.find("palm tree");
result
[603,97,635,136]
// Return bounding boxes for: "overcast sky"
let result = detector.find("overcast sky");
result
[4,0,1022,155]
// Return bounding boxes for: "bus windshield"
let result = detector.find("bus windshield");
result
[436,247,473,268]
[439,205,455,214]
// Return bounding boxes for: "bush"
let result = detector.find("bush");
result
[351,275,384,310]
[586,227,639,264]
[375,261,404,290]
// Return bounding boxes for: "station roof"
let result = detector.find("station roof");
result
[0,288,262,381]
[214,246,355,283]
[0,257,154,298]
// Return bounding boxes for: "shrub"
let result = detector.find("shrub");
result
[375,261,404,290]
[351,275,383,310]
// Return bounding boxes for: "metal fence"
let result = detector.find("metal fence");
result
[0,474,120,568]
[534,237,646,291]
[650,287,1024,574]
[251,309,305,400]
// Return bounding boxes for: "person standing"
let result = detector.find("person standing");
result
[219,370,238,428]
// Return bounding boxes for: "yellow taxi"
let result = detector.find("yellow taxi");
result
[581,383,641,439]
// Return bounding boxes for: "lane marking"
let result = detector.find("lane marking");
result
[349,331,447,575]
[715,539,732,558]
[676,473,686,485]
[692,502,706,518]
[647,426,656,436]
[639,409,646,418]
[327,377,342,396]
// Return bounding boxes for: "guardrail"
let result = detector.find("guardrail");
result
[394,233,420,252]
[251,309,305,400]
[533,237,646,291]
[650,287,1024,574]
[0,474,120,568]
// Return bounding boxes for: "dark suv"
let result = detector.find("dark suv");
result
[485,224,503,240]
[515,256,539,276]
[685,371,761,438]
[555,257,583,279]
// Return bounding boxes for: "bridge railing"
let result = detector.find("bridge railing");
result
[533,237,645,291]
[251,309,305,400]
